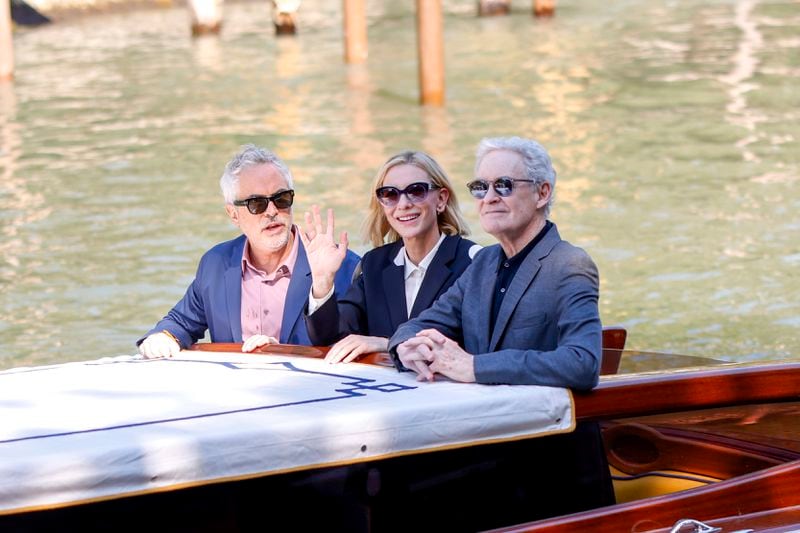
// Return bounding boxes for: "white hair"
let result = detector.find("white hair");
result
[475,136,556,216]
[219,144,294,204]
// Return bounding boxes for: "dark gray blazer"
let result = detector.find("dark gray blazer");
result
[389,223,602,390]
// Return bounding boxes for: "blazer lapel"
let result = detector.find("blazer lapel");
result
[281,238,312,343]
[476,246,500,353]
[225,237,245,342]
[489,255,540,350]
[488,227,561,350]
[383,257,408,329]
[409,236,458,318]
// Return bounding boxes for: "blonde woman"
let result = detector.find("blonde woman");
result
[301,150,480,363]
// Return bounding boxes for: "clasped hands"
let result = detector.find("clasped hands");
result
[397,329,476,383]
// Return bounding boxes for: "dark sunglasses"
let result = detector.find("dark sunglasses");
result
[375,182,440,207]
[233,189,295,214]
[466,176,537,199]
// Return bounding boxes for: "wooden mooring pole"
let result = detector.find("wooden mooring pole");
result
[478,0,510,16]
[533,0,555,17]
[343,0,367,63]
[416,0,444,106]
[272,0,300,35]
[478,1,556,17]
[187,0,222,35]
[0,0,13,81]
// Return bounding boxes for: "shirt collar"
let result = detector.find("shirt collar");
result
[393,233,446,280]
[496,220,552,273]
[241,225,300,279]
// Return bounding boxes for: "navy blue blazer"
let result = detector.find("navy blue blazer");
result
[305,235,478,346]
[139,234,360,348]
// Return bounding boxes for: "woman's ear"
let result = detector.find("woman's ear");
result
[437,187,450,212]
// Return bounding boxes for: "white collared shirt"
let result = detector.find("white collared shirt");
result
[307,234,452,317]
[394,233,446,318]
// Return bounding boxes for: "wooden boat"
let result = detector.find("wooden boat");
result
[192,334,800,532]
[504,358,800,533]
[1,329,798,532]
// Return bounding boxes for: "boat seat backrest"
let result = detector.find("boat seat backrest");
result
[601,326,627,375]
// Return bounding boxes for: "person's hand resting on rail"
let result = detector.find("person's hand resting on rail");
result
[324,334,388,364]
[242,335,279,353]
[139,331,181,359]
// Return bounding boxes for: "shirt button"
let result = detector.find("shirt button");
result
[504,263,510,268]
[500,288,506,293]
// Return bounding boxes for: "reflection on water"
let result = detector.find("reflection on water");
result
[0,0,798,369]
[721,0,763,163]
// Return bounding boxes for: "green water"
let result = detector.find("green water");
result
[1,0,798,369]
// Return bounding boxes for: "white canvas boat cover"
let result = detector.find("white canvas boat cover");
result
[0,351,574,514]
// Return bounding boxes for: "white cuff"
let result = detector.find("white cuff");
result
[307,285,335,315]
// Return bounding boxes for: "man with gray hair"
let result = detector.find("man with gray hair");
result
[384,136,613,527]
[138,144,360,357]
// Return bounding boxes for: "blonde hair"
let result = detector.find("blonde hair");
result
[362,151,470,247]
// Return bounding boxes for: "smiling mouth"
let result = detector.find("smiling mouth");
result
[396,214,420,222]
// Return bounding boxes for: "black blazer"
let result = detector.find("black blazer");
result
[306,235,478,345]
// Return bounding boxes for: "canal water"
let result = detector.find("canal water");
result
[1,0,798,369]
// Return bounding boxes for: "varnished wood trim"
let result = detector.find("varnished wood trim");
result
[188,342,329,358]
[577,363,800,421]
[490,458,800,532]
[603,422,784,479]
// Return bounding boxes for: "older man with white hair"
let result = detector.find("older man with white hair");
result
[138,144,360,357]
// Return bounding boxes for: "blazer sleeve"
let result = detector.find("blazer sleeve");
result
[305,250,365,345]
[137,258,212,349]
[305,266,368,346]
[332,250,361,299]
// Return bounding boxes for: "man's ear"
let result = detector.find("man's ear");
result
[225,204,240,226]
[536,182,552,209]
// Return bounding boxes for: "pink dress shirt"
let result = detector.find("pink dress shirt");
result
[240,228,299,341]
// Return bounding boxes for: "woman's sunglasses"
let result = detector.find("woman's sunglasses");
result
[233,189,295,214]
[466,177,537,199]
[375,182,439,207]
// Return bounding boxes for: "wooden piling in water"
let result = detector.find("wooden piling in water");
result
[0,0,13,81]
[187,0,222,35]
[533,0,555,17]
[417,0,444,106]
[273,0,299,35]
[343,0,367,63]
[478,0,510,16]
